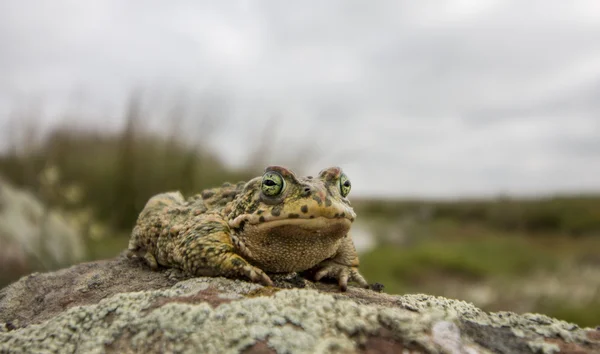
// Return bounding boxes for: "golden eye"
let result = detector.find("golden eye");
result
[339,173,351,197]
[262,171,284,196]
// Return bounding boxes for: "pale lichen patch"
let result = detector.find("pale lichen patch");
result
[0,286,454,353]
[527,341,560,354]
[1,276,598,353]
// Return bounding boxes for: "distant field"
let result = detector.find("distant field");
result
[353,196,600,237]
[1,126,599,327]
[355,215,600,328]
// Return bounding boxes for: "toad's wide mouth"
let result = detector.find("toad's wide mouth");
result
[228,214,354,230]
[251,216,352,231]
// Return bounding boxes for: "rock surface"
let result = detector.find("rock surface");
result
[0,255,599,354]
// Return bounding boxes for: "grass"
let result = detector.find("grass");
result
[353,196,600,237]
[361,232,557,293]
[537,299,600,329]
[85,233,131,261]
[358,219,600,327]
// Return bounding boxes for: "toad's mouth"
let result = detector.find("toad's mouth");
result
[251,216,352,231]
[228,214,354,230]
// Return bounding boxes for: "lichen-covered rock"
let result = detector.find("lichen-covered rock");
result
[1,255,599,354]
[0,177,85,284]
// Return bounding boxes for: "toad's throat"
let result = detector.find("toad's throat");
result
[233,218,352,273]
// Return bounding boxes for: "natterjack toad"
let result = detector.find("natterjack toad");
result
[127,166,368,291]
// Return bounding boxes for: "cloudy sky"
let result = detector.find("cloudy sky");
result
[1,0,599,197]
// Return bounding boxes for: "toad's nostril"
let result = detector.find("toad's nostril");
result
[302,186,311,196]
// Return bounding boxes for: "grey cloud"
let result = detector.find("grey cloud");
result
[1,0,600,196]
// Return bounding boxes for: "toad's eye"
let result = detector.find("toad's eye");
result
[262,172,284,196]
[339,173,351,197]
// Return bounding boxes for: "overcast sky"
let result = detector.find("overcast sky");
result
[1,0,599,197]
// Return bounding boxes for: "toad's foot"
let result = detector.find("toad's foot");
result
[237,258,274,287]
[182,241,274,287]
[126,249,159,270]
[313,260,368,292]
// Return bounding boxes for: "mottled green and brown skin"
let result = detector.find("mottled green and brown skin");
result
[127,166,367,291]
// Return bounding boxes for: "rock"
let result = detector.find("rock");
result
[0,177,85,284]
[0,255,599,354]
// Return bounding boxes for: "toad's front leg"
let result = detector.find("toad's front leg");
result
[177,223,274,287]
[311,235,368,291]
[128,193,273,286]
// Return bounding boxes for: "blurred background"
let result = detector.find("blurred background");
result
[1,1,599,327]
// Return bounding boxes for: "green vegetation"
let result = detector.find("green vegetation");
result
[354,196,600,237]
[0,129,255,230]
[358,219,600,328]
[1,102,599,327]
[0,102,259,232]
[537,299,600,329]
